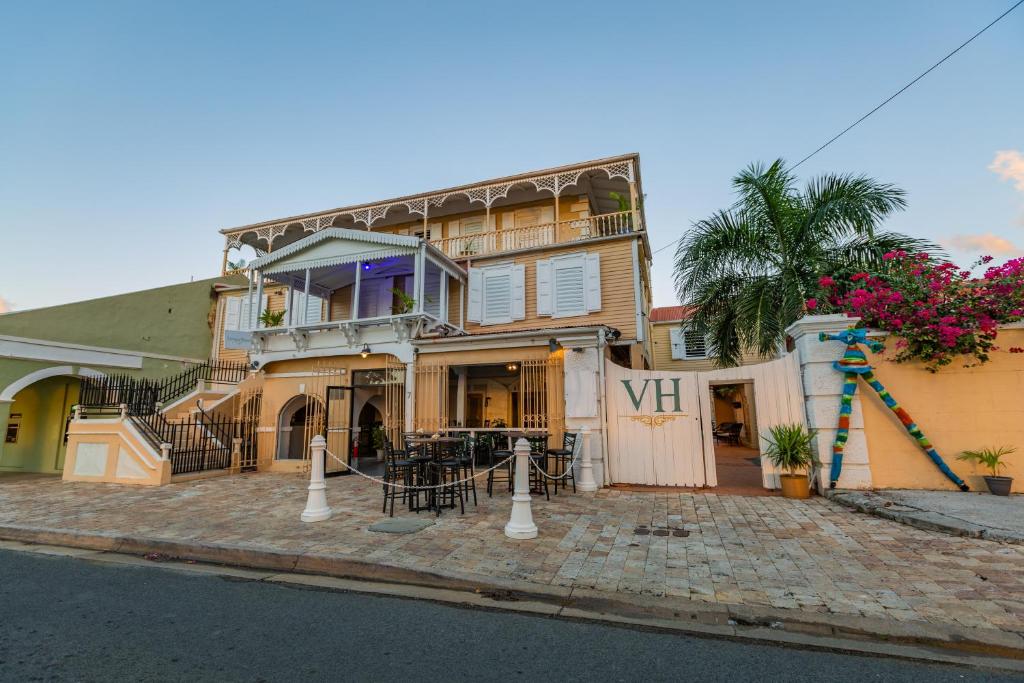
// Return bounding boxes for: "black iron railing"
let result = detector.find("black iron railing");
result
[76,359,250,475]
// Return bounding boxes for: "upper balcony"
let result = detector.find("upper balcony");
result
[219,154,648,272]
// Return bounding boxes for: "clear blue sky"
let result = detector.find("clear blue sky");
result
[1,0,1021,313]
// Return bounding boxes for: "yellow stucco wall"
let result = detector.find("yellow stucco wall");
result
[64,420,172,486]
[861,328,1024,493]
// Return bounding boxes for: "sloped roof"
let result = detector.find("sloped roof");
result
[649,306,695,323]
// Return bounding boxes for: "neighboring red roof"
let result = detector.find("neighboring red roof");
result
[649,306,694,323]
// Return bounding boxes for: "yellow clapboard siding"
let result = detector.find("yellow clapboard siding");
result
[649,321,766,371]
[460,236,639,339]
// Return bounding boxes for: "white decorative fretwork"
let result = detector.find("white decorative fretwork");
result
[223,158,636,250]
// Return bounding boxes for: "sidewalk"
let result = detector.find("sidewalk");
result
[829,489,1024,544]
[0,473,1022,656]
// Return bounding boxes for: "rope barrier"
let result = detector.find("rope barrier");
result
[527,445,584,481]
[323,448,515,491]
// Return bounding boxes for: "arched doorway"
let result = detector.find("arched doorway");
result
[356,398,384,457]
[276,395,321,461]
[0,366,105,474]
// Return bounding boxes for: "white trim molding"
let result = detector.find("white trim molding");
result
[0,365,107,402]
[0,334,206,366]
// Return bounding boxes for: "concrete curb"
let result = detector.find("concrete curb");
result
[827,490,1024,545]
[0,523,1022,670]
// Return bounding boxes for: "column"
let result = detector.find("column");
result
[785,314,873,490]
[455,367,467,427]
[302,268,311,326]
[352,261,362,320]
[254,272,264,330]
[404,362,415,432]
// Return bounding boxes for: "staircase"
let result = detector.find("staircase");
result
[77,360,251,475]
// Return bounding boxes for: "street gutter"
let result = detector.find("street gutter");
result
[0,524,1021,673]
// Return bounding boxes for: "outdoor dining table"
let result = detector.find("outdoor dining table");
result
[503,431,549,450]
[404,436,465,514]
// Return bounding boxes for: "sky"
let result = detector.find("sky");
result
[1,0,1022,313]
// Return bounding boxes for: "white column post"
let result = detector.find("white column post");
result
[254,272,264,330]
[302,268,311,326]
[785,314,873,490]
[505,437,538,539]
[301,435,332,522]
[159,443,172,461]
[286,283,294,327]
[576,426,598,492]
[119,403,128,420]
[404,362,415,432]
[455,367,467,427]
[352,261,362,321]
[414,245,425,313]
[246,269,254,328]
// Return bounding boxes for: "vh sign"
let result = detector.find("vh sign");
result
[620,378,683,413]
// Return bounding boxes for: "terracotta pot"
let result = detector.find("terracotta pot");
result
[984,476,1013,497]
[780,473,810,499]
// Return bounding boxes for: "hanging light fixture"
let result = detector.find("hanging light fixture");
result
[548,338,562,353]
[360,344,371,359]
[506,362,518,372]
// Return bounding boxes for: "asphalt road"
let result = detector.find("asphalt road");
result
[0,550,1015,682]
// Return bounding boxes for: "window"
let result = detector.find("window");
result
[289,290,323,325]
[669,326,709,360]
[5,414,20,444]
[536,253,601,318]
[467,264,525,325]
[224,293,267,340]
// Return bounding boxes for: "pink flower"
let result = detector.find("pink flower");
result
[806,298,818,310]
[818,276,834,287]
[851,273,868,282]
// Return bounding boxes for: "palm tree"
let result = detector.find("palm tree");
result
[673,159,938,367]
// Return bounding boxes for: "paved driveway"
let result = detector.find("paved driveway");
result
[0,473,1022,636]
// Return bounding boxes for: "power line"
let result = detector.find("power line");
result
[648,0,1024,259]
[792,0,1023,169]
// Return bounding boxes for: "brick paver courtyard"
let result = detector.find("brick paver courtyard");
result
[1,472,1022,635]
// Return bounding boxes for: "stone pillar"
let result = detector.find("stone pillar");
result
[504,438,538,539]
[576,426,598,492]
[562,346,605,486]
[785,314,873,490]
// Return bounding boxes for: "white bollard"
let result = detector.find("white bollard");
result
[504,437,538,539]
[301,435,332,523]
[577,426,598,493]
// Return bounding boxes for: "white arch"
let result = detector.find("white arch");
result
[0,365,106,402]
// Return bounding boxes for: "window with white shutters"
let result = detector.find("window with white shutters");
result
[237,293,268,330]
[536,252,601,318]
[670,326,709,359]
[290,290,323,325]
[467,264,525,325]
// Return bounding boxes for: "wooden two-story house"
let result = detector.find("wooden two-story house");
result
[209,154,653,472]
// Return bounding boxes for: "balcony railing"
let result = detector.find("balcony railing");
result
[431,210,641,259]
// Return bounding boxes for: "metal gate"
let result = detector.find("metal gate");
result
[383,358,406,447]
[324,385,352,476]
[414,360,449,433]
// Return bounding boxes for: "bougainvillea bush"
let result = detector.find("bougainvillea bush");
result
[814,252,1024,371]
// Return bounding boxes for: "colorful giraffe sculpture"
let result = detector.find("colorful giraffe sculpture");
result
[818,327,969,491]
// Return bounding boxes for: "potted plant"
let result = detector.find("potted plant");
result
[371,424,386,461]
[957,446,1016,496]
[258,308,285,328]
[763,423,817,499]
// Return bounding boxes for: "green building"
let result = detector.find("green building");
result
[0,275,244,474]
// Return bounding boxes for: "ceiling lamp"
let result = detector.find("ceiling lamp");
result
[506,362,519,372]
[360,344,371,359]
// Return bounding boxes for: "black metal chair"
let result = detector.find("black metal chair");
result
[432,441,465,515]
[712,422,735,444]
[455,435,477,506]
[546,431,578,494]
[526,435,550,501]
[483,433,513,497]
[382,437,417,517]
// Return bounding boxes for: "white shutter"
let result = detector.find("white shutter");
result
[467,268,483,322]
[669,328,686,360]
[536,259,553,316]
[483,269,512,325]
[683,328,708,359]
[500,212,515,230]
[224,297,242,333]
[447,219,459,238]
[553,257,586,318]
[487,214,496,230]
[585,252,601,312]
[424,269,442,318]
[539,206,554,224]
[427,222,440,241]
[359,279,382,318]
[242,293,268,329]
[511,264,526,320]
